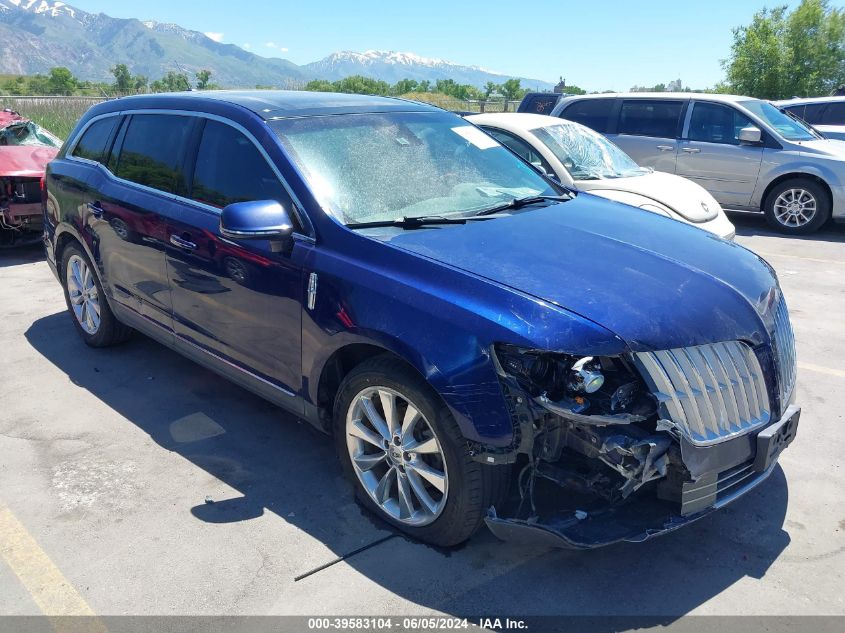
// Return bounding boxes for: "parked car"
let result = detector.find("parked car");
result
[517,92,563,115]
[45,91,799,548]
[0,109,61,247]
[467,112,735,239]
[552,92,845,234]
[775,96,845,140]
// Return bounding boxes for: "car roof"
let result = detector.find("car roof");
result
[774,96,845,106]
[560,92,755,104]
[91,90,439,120]
[467,112,577,131]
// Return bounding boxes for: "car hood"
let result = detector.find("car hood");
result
[577,171,719,222]
[373,194,777,351]
[0,145,58,178]
[793,137,845,158]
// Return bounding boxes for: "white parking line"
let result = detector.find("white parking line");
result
[754,251,845,266]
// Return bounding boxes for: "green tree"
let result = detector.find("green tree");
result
[304,79,335,92]
[418,80,431,93]
[111,64,133,93]
[483,81,499,99]
[391,78,420,95]
[499,78,525,101]
[151,72,191,93]
[47,67,77,95]
[196,69,212,90]
[723,0,845,98]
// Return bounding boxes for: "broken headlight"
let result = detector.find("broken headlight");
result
[493,344,653,418]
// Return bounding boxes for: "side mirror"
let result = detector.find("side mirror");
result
[220,200,293,240]
[739,126,762,145]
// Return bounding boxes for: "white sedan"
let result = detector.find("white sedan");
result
[467,113,736,239]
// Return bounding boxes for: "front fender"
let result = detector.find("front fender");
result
[302,241,626,447]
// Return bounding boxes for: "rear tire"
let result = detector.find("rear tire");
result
[763,178,830,234]
[333,355,510,547]
[60,243,131,347]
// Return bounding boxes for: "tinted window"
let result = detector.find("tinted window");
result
[191,120,290,210]
[518,94,560,115]
[619,100,683,138]
[822,102,845,124]
[782,105,805,120]
[802,103,827,124]
[688,102,752,145]
[114,114,192,194]
[560,98,614,133]
[71,117,119,164]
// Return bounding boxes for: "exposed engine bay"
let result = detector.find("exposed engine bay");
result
[473,344,799,548]
[0,177,44,248]
[0,109,60,248]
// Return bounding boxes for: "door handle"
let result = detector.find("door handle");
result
[682,147,701,154]
[656,145,674,152]
[86,201,103,217]
[170,234,197,251]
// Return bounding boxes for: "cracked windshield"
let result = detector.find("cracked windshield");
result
[271,111,556,224]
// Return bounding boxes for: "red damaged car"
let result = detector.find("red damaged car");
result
[0,109,61,248]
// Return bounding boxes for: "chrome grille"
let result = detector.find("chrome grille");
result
[772,296,797,408]
[634,342,771,446]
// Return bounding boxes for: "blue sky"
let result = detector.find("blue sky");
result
[68,0,804,91]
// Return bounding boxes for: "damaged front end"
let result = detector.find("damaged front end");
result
[475,341,799,549]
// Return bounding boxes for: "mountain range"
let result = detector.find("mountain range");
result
[0,1,554,91]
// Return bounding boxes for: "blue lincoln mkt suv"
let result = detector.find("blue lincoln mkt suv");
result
[44,92,800,548]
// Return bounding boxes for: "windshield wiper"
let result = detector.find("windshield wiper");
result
[347,215,480,230]
[474,194,573,217]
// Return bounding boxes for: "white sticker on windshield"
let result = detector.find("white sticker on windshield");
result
[451,125,500,150]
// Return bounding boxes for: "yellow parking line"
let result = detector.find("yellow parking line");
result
[0,502,106,630]
[753,251,844,266]
[798,361,845,379]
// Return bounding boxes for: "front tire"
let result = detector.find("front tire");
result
[763,178,830,234]
[334,356,509,547]
[60,243,131,347]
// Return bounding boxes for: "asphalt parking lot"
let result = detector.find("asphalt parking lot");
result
[1,215,844,621]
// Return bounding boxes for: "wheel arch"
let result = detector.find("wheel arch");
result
[314,342,434,434]
[760,172,832,212]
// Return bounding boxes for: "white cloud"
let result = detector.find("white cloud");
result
[242,43,252,50]
[264,42,289,52]
[204,32,224,42]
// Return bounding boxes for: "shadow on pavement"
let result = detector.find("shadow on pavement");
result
[0,243,44,268]
[730,212,845,243]
[25,311,792,619]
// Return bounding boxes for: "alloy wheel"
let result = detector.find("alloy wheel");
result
[773,188,817,228]
[346,386,448,526]
[66,254,101,334]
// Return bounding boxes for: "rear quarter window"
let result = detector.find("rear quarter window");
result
[71,116,119,164]
[559,98,614,133]
[619,99,683,138]
[518,94,561,115]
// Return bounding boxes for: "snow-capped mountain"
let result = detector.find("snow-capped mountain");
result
[0,1,553,90]
[305,50,552,89]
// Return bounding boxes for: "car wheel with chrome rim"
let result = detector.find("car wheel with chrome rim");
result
[764,178,830,235]
[60,243,131,347]
[334,355,509,546]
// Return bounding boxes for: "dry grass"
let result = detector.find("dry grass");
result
[0,96,105,140]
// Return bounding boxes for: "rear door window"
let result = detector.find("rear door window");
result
[687,102,752,145]
[190,119,291,210]
[802,103,827,124]
[618,100,683,138]
[560,98,614,133]
[821,102,845,124]
[71,116,120,165]
[113,114,193,195]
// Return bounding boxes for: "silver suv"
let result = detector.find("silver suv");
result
[552,92,845,234]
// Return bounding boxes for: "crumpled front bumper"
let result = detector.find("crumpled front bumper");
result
[485,405,800,549]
